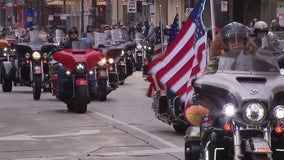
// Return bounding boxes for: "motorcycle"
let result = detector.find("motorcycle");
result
[50,41,103,113]
[151,88,189,133]
[14,29,55,100]
[185,52,284,160]
[94,31,122,101]
[134,32,145,71]
[142,40,154,77]
[110,29,136,84]
[0,39,17,92]
[95,47,122,101]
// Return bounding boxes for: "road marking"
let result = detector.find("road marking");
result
[14,147,184,160]
[0,129,100,141]
[92,147,184,156]
[94,112,180,148]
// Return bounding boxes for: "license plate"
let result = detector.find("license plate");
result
[34,66,42,74]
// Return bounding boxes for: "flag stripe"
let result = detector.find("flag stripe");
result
[149,0,207,102]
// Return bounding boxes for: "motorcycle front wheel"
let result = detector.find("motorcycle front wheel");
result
[33,76,42,100]
[97,79,108,101]
[1,74,12,92]
[74,86,88,113]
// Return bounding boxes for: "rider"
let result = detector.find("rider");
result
[184,22,256,126]
[253,20,269,49]
[57,27,97,99]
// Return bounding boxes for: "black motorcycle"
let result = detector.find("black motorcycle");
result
[151,89,189,133]
[0,39,17,92]
[134,32,145,71]
[95,47,122,101]
[185,52,284,160]
[109,29,136,85]
[14,29,55,100]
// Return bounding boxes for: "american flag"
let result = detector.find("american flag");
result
[146,15,179,98]
[168,14,179,44]
[149,0,207,101]
[152,24,163,59]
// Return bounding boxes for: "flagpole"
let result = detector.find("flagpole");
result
[159,5,164,55]
[176,5,179,27]
[210,0,216,40]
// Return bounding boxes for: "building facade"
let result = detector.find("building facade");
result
[0,0,280,33]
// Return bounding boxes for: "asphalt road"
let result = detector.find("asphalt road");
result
[0,71,185,160]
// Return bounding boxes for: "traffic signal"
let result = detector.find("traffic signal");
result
[13,3,18,8]
[99,6,104,13]
[2,5,7,11]
[7,15,12,21]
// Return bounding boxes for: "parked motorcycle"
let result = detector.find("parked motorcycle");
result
[185,53,284,160]
[0,39,17,92]
[50,41,103,113]
[14,29,55,100]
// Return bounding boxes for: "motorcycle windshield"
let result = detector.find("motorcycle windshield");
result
[69,41,92,49]
[268,31,284,51]
[29,30,44,42]
[54,29,66,43]
[134,33,145,43]
[94,31,111,47]
[111,29,129,42]
[217,52,279,73]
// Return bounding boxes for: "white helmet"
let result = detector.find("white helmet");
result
[254,21,268,34]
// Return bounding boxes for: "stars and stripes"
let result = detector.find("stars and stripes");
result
[153,25,163,59]
[168,14,179,44]
[149,0,207,101]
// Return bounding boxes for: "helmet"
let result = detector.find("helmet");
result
[221,22,249,51]
[254,21,268,34]
[68,27,78,36]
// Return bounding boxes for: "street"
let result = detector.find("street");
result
[0,71,184,160]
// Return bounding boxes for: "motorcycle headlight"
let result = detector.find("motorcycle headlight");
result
[98,58,107,66]
[108,58,114,64]
[273,105,284,119]
[223,103,236,117]
[121,50,125,56]
[75,63,86,73]
[147,46,151,50]
[136,44,142,50]
[32,51,41,60]
[243,102,266,123]
[3,47,8,52]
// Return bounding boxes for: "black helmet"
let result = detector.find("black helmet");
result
[68,27,78,36]
[221,22,249,51]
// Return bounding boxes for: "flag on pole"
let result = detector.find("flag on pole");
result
[149,0,207,101]
[152,25,163,59]
[146,14,179,98]
[168,14,179,44]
